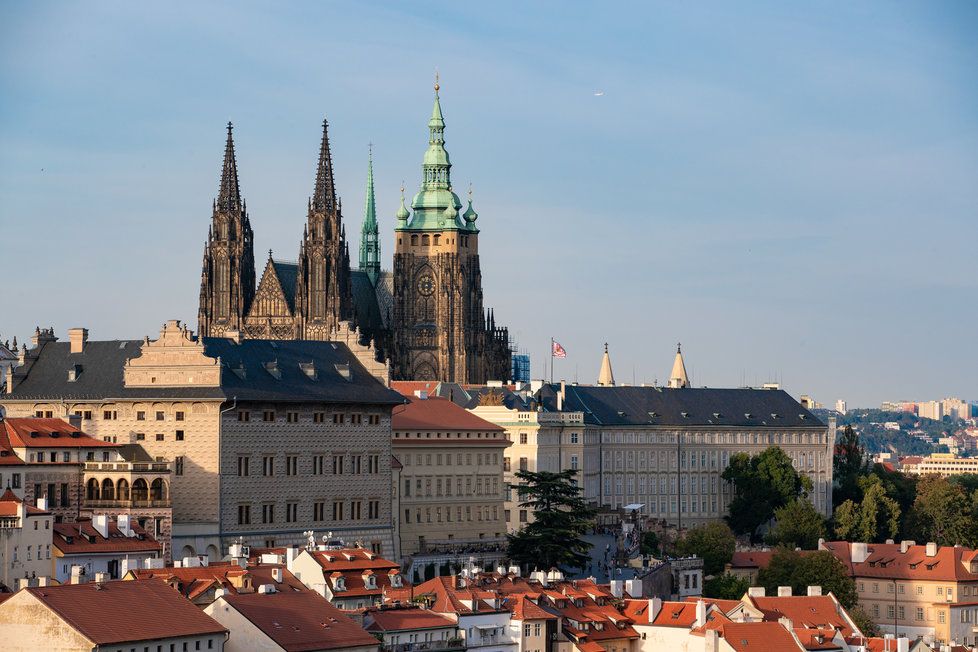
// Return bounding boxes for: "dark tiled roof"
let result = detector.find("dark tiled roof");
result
[460,386,534,411]
[538,385,824,428]
[25,579,227,644]
[351,270,384,335]
[271,261,299,313]
[6,339,403,406]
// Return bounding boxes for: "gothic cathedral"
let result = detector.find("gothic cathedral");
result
[197,83,510,384]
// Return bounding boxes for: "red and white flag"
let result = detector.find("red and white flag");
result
[552,340,567,358]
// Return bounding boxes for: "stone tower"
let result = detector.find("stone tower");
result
[293,119,353,339]
[391,81,511,383]
[359,146,381,286]
[198,123,256,337]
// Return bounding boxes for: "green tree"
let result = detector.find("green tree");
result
[905,475,978,547]
[833,425,868,507]
[833,476,900,543]
[676,522,736,576]
[757,549,857,609]
[766,498,826,550]
[724,447,812,540]
[639,531,660,557]
[848,605,880,637]
[506,469,596,571]
[703,573,750,600]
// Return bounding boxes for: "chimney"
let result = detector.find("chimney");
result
[900,540,915,554]
[777,586,792,597]
[747,587,765,598]
[625,578,643,598]
[94,571,110,584]
[272,567,283,583]
[38,576,50,587]
[509,565,520,577]
[214,588,226,600]
[807,586,822,597]
[117,514,133,538]
[92,514,109,539]
[70,565,86,584]
[68,328,88,354]
[851,542,869,564]
[258,583,276,594]
[36,496,48,511]
[558,381,566,411]
[926,542,938,558]
[285,545,300,571]
[694,599,707,628]
[609,580,623,598]
[414,390,428,399]
[648,597,662,623]
[704,629,719,652]
[896,638,909,652]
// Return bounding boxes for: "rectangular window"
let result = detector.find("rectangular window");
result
[238,505,251,525]
[520,433,528,444]
[351,500,362,519]
[263,411,275,422]
[351,414,363,425]
[333,413,344,424]
[155,411,164,421]
[238,410,250,422]
[175,411,185,421]
[333,501,344,520]
[286,412,299,423]
[60,483,69,507]
[519,509,528,523]
[263,455,274,476]
[286,456,297,476]
[333,455,344,474]
[313,501,325,521]
[135,432,146,441]
[351,455,362,474]
[103,410,117,420]
[175,430,184,441]
[916,607,924,621]
[238,456,250,477]
[175,456,184,476]
[313,455,325,475]
[136,411,146,421]
[368,454,380,474]
[286,502,298,523]
[368,500,380,519]
[313,412,325,423]
[156,433,164,441]
[262,503,275,524]
[12,474,21,489]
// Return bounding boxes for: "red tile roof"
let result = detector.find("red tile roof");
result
[309,548,406,598]
[746,595,856,637]
[0,487,50,516]
[25,579,226,644]
[390,381,442,396]
[54,519,161,555]
[717,621,806,652]
[365,606,458,632]
[218,590,380,651]
[1,418,116,448]
[821,540,978,582]
[392,396,506,433]
[129,562,308,598]
[506,594,558,620]
[623,600,699,627]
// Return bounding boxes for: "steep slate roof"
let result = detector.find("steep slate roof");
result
[25,579,226,645]
[351,270,385,335]
[7,338,402,405]
[271,260,299,313]
[217,590,380,651]
[539,385,823,428]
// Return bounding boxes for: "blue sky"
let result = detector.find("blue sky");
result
[1,1,975,407]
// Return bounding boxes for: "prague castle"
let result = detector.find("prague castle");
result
[197,82,511,384]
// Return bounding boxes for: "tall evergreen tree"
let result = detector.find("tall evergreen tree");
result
[506,470,596,571]
[723,447,811,540]
[833,425,868,508]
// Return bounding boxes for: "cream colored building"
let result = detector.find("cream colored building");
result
[2,321,403,561]
[0,488,53,589]
[902,453,978,477]
[392,393,509,577]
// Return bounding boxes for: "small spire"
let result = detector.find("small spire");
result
[268,248,273,260]
[598,343,615,386]
[669,343,689,389]
[434,69,440,93]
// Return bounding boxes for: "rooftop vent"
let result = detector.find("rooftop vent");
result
[744,413,753,419]
[50,432,60,438]
[30,431,39,438]
[264,360,281,380]
[647,411,658,418]
[68,364,83,382]
[771,413,780,419]
[70,431,81,438]
[713,412,722,419]
[334,363,351,381]
[231,362,246,380]
[681,412,689,418]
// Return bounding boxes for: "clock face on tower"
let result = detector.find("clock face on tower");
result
[417,274,435,296]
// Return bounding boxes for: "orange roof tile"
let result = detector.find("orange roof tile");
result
[2,418,116,448]
[718,621,806,652]
[392,396,505,433]
[365,606,457,632]
[54,519,161,555]
[747,595,855,637]
[219,590,380,651]
[25,579,226,644]
[0,487,50,516]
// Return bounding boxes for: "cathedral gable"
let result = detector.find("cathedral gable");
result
[246,259,296,323]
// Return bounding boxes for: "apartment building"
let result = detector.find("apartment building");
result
[392,392,510,576]
[1,322,404,560]
[821,540,978,646]
[0,487,53,590]
[901,453,978,477]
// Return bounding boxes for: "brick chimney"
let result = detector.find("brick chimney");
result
[68,328,88,354]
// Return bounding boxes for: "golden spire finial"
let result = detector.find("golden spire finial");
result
[434,69,440,93]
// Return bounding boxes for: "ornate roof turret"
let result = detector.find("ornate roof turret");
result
[217,122,242,211]
[668,342,689,388]
[395,185,410,225]
[312,119,338,213]
[598,343,615,387]
[462,185,478,227]
[359,146,381,285]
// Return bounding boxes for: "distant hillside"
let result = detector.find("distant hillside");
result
[813,408,957,456]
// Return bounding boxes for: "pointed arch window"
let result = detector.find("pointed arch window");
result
[215,253,230,319]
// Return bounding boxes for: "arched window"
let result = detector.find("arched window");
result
[422,235,430,246]
[86,478,100,501]
[132,478,149,503]
[215,254,230,318]
[411,235,418,246]
[117,479,130,501]
[433,235,440,246]
[151,478,167,501]
[101,478,115,501]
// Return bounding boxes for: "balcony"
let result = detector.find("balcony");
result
[417,537,507,556]
[83,498,171,509]
[84,462,170,473]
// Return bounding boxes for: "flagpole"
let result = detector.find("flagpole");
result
[550,337,554,386]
